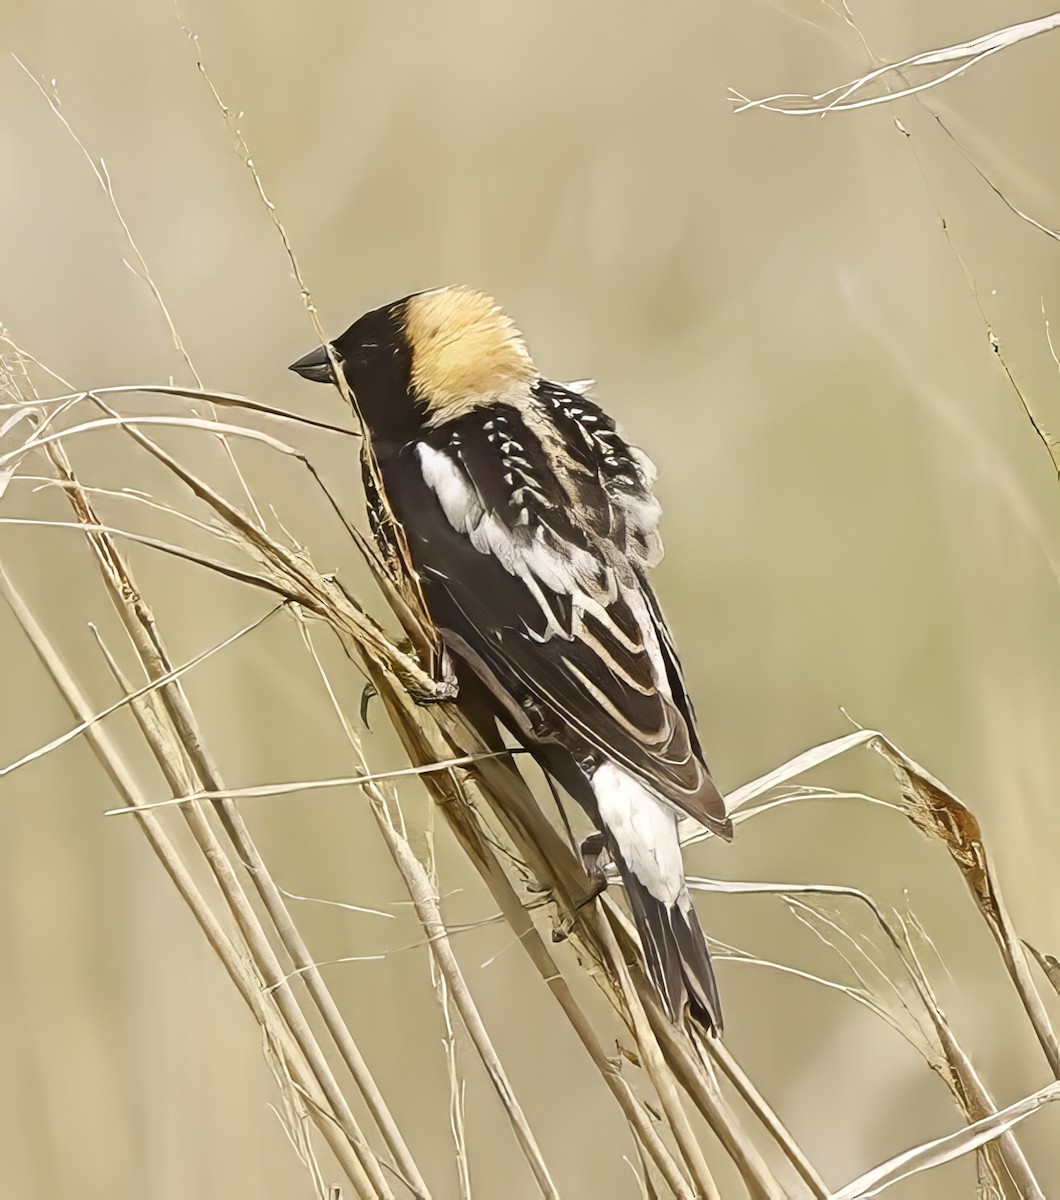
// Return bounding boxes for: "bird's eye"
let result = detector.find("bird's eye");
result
[346,340,381,368]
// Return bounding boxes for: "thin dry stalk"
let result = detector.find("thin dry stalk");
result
[10,369,1058,1194]
[832,1081,1060,1200]
[372,799,560,1199]
[12,57,271,530]
[690,731,1048,1195]
[423,833,473,1200]
[35,431,417,1198]
[597,911,721,1200]
[873,736,1060,1078]
[705,1039,830,1200]
[0,564,378,1196]
[366,676,701,1196]
[300,622,534,1199]
[731,13,1060,115]
[7,30,1058,1180]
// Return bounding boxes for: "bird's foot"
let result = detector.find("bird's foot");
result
[579,831,609,889]
[552,833,611,942]
[410,647,459,705]
[410,677,459,705]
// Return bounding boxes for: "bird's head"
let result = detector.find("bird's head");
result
[289,285,537,445]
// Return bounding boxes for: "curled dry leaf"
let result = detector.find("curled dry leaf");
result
[873,736,1060,1079]
[881,742,993,911]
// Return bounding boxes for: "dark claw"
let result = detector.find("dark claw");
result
[360,683,378,728]
[553,834,611,942]
[580,831,608,884]
[410,678,460,705]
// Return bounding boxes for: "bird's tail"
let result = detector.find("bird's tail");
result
[589,763,723,1031]
[614,854,723,1034]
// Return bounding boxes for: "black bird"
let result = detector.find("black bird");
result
[290,286,732,1031]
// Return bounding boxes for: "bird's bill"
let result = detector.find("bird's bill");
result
[288,344,335,383]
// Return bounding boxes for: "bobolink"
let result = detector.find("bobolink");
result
[290,286,732,1031]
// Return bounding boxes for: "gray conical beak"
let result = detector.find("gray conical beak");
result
[288,344,335,384]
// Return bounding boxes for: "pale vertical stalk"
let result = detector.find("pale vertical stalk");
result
[428,858,472,1200]
[599,898,788,1199]
[706,1039,830,1199]
[201,789,431,1198]
[597,910,721,1200]
[40,443,397,1199]
[95,635,393,1199]
[649,1013,787,1200]
[0,566,378,1198]
[369,681,701,1197]
[371,795,560,1199]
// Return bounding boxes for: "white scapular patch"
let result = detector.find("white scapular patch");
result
[416,438,675,721]
[417,441,605,637]
[592,763,684,905]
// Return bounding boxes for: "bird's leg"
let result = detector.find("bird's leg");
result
[579,831,609,895]
[410,645,460,705]
[552,832,611,942]
[365,646,455,715]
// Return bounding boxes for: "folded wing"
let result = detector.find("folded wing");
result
[385,387,730,837]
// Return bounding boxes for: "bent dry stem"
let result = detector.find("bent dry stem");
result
[1,372,1056,1197]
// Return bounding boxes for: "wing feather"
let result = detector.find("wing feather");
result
[386,398,730,836]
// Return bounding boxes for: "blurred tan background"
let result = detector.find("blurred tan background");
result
[3,1,1060,1196]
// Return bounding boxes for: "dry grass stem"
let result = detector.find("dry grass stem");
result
[374,801,560,1198]
[0,564,383,1196]
[5,24,1058,1191]
[6,309,1060,1192]
[731,13,1060,115]
[832,1081,1060,1200]
[6,351,1058,1193]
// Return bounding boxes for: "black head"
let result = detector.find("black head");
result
[289,297,418,446]
[289,286,536,446]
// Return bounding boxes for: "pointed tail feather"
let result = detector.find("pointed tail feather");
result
[618,861,723,1033]
[590,762,724,1031]
[670,892,723,1031]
